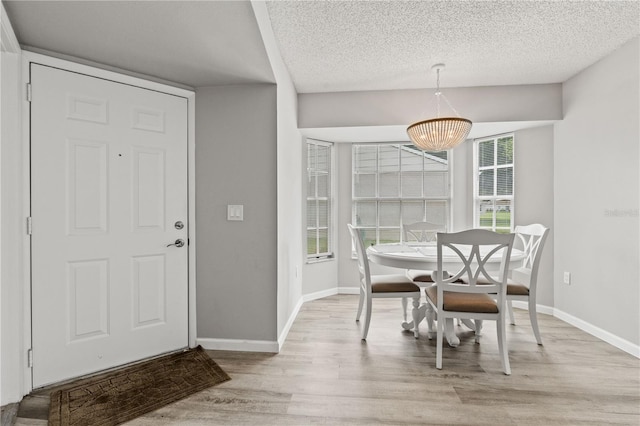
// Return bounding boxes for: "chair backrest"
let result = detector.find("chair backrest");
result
[347,224,370,292]
[403,221,446,243]
[513,223,550,291]
[436,229,515,300]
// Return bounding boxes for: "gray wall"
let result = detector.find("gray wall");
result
[275,73,304,337]
[513,125,555,307]
[195,84,278,341]
[252,0,305,338]
[554,37,639,346]
[299,84,562,129]
[1,42,27,404]
[336,143,359,288]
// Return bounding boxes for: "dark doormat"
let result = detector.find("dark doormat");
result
[48,345,230,426]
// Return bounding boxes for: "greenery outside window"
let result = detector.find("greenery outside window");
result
[474,135,514,233]
[307,140,333,260]
[352,143,451,247]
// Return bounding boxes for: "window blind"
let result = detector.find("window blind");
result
[352,144,450,246]
[475,135,514,233]
[307,140,333,258]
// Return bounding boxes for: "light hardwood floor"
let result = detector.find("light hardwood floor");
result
[12,295,640,425]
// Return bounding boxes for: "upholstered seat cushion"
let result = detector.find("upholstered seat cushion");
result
[507,282,530,296]
[460,276,526,291]
[425,286,498,313]
[371,274,420,293]
[406,269,434,283]
[460,275,500,284]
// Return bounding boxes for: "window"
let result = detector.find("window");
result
[307,140,333,260]
[352,144,451,247]
[474,135,514,233]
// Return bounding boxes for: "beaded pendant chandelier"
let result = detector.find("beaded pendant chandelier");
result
[407,64,472,151]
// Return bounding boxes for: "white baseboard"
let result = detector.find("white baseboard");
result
[302,287,338,302]
[277,297,305,351]
[553,309,640,358]
[197,338,279,353]
[276,288,356,351]
[199,293,639,359]
[300,286,359,300]
[509,301,638,358]
[511,300,554,316]
[337,286,359,295]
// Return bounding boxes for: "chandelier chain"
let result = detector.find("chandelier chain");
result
[435,68,441,117]
[441,93,461,118]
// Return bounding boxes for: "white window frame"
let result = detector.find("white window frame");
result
[306,139,334,261]
[351,143,453,248]
[473,134,515,233]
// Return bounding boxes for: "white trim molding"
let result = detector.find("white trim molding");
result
[197,338,279,354]
[512,301,639,358]
[196,292,639,359]
[338,286,359,295]
[1,3,20,54]
[1,2,24,405]
[277,297,304,351]
[511,301,554,316]
[198,292,312,354]
[553,308,640,358]
[303,287,338,302]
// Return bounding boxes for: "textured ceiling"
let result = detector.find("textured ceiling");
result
[266,0,640,93]
[3,0,639,97]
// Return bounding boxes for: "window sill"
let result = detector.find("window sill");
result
[306,256,334,265]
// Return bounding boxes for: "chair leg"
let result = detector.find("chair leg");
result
[474,319,483,343]
[436,314,444,370]
[411,296,420,338]
[401,297,408,323]
[356,288,365,322]
[497,316,511,375]
[425,304,435,340]
[507,299,516,325]
[361,297,373,340]
[528,298,543,345]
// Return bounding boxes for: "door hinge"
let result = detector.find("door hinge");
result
[26,217,32,235]
[27,349,33,368]
[26,83,32,102]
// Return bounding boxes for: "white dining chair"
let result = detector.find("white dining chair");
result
[424,229,515,375]
[403,221,444,244]
[506,223,550,345]
[403,221,447,283]
[347,224,422,340]
[402,222,447,326]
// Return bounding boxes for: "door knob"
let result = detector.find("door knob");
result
[167,239,185,248]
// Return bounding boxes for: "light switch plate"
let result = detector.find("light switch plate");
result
[227,204,243,221]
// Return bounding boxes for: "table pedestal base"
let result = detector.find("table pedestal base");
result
[402,304,461,347]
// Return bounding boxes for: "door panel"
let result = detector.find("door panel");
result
[68,259,110,341]
[31,64,188,387]
[67,139,109,234]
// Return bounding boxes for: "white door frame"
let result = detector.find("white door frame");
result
[21,51,197,392]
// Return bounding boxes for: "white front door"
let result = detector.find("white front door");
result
[30,63,189,387]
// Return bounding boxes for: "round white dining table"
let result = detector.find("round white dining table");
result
[366,242,524,347]
[367,242,524,273]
